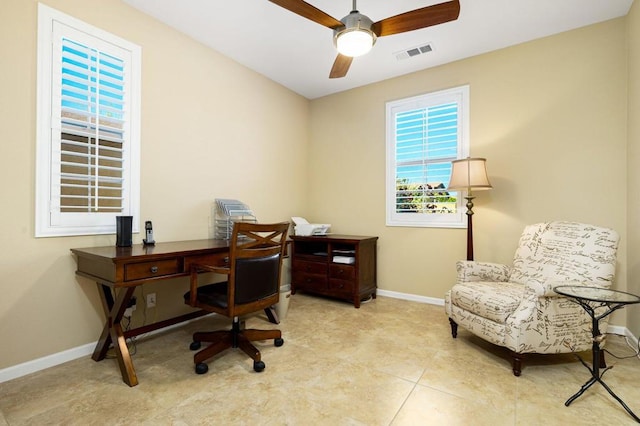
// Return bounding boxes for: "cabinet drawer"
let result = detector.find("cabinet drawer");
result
[292,259,327,275]
[292,271,327,291]
[125,259,180,281]
[329,264,355,280]
[329,278,354,293]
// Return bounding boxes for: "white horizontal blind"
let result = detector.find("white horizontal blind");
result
[386,86,469,228]
[395,103,458,214]
[57,37,125,214]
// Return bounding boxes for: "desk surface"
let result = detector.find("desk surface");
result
[71,239,231,262]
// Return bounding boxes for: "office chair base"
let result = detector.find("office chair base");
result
[189,321,284,374]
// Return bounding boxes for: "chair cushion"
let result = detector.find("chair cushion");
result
[184,282,228,309]
[449,281,526,324]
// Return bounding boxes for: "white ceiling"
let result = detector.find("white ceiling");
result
[123,0,633,99]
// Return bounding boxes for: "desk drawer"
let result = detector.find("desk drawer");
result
[329,278,354,293]
[292,259,326,275]
[292,271,327,291]
[125,259,180,281]
[329,264,355,280]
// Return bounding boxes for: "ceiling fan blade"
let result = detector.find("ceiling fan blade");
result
[329,54,353,79]
[269,0,343,30]
[372,0,460,37]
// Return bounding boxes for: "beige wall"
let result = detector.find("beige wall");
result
[0,0,637,374]
[309,19,628,304]
[627,1,640,338]
[0,0,309,370]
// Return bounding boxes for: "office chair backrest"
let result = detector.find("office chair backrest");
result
[234,253,281,304]
[227,222,289,314]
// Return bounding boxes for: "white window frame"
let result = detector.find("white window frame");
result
[36,3,141,237]
[385,85,469,228]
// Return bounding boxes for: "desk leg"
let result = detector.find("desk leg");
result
[92,284,115,362]
[92,283,138,387]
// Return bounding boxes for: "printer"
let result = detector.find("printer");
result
[291,217,330,236]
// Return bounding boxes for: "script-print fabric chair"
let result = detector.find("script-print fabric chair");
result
[445,221,619,376]
[184,221,289,374]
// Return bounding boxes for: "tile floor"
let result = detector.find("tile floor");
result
[1,294,640,425]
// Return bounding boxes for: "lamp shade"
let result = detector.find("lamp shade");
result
[448,157,492,191]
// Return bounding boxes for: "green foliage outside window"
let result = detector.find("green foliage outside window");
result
[395,178,457,213]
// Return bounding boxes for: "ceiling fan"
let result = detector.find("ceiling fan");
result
[268,0,461,79]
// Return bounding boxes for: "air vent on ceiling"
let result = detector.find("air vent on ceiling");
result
[395,43,433,61]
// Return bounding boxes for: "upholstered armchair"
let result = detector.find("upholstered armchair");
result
[445,221,619,376]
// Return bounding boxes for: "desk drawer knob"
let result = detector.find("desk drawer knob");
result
[150,266,159,274]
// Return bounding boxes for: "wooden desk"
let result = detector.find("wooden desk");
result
[72,239,232,387]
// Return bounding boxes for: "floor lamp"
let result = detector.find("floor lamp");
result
[447,157,492,261]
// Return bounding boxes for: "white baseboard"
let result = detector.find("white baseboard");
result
[377,289,445,306]
[1,294,637,383]
[0,314,213,384]
[0,342,95,384]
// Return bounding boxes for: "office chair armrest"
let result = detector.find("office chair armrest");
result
[188,263,230,306]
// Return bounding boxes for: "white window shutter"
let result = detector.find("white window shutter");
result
[386,86,469,228]
[36,4,140,237]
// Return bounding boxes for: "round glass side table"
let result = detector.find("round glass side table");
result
[554,285,640,423]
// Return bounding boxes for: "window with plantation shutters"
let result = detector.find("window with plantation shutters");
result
[36,4,141,237]
[386,86,469,228]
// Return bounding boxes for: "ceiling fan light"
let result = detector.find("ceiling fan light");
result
[336,29,374,57]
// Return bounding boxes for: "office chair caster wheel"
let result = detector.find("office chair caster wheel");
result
[190,341,201,351]
[253,360,265,372]
[274,337,284,347]
[195,363,208,374]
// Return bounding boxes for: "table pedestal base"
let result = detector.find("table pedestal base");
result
[565,371,640,423]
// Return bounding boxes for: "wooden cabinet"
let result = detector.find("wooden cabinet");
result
[290,235,378,308]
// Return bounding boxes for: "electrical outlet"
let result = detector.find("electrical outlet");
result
[147,293,156,308]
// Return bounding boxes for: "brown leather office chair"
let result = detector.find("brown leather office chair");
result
[184,221,289,374]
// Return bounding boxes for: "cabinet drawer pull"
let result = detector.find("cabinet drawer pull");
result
[150,266,159,273]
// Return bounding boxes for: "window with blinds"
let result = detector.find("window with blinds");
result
[36,4,141,237]
[386,86,469,228]
[59,38,125,214]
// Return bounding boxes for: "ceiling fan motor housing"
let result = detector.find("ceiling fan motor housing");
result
[333,11,377,57]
